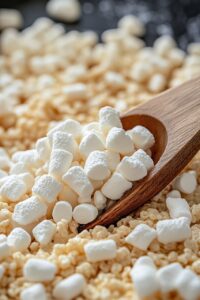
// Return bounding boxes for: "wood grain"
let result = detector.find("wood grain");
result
[80,77,200,231]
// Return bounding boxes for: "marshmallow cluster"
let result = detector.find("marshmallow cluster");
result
[0,107,156,235]
[130,256,200,300]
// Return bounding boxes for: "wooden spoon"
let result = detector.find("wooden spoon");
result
[80,77,200,231]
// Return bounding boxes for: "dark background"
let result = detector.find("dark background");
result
[0,0,200,50]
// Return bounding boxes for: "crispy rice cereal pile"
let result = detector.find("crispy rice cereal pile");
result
[0,16,200,300]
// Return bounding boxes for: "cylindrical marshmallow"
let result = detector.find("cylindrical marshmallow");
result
[127,125,155,150]
[49,149,73,178]
[79,133,105,158]
[106,127,134,155]
[52,201,72,223]
[173,172,197,194]
[166,197,192,222]
[84,151,110,181]
[23,258,56,282]
[131,149,154,171]
[72,203,98,224]
[7,227,31,252]
[99,106,122,134]
[32,220,56,246]
[117,157,147,181]
[84,239,117,262]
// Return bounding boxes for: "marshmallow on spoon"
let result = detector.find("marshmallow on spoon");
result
[84,151,110,181]
[79,133,105,158]
[127,125,155,150]
[106,127,134,155]
[117,157,147,181]
[131,149,154,171]
[105,150,120,171]
[101,172,132,200]
[63,166,94,198]
[48,119,82,142]
[99,106,122,134]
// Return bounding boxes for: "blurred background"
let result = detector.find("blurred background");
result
[0,0,200,50]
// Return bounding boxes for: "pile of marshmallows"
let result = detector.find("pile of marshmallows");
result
[0,106,155,246]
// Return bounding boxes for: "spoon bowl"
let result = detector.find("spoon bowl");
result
[80,77,200,231]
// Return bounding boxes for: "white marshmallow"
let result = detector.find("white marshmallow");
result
[130,261,159,297]
[63,166,93,198]
[101,172,132,200]
[7,227,31,252]
[0,265,5,280]
[128,125,155,150]
[0,234,7,243]
[117,157,147,181]
[166,197,192,222]
[32,220,56,246]
[105,150,120,172]
[78,195,92,203]
[53,274,86,300]
[12,150,41,168]
[10,162,30,175]
[12,196,47,225]
[23,258,56,282]
[82,122,100,136]
[173,172,197,194]
[52,201,72,223]
[49,149,73,178]
[99,106,122,134]
[133,256,156,270]
[48,119,82,141]
[21,283,47,300]
[131,149,154,171]
[0,242,10,259]
[79,133,105,158]
[36,137,51,162]
[91,179,104,190]
[84,151,110,181]
[0,175,27,202]
[93,191,107,210]
[32,175,61,204]
[175,269,200,300]
[58,185,78,208]
[106,127,134,155]
[156,217,191,244]
[0,153,10,170]
[0,9,23,29]
[19,173,35,191]
[73,204,98,224]
[167,189,181,198]
[84,239,117,262]
[156,263,183,293]
[62,84,87,100]
[51,131,76,156]
[125,224,156,250]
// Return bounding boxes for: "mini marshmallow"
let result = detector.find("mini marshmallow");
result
[101,172,132,200]
[36,137,51,162]
[12,196,47,225]
[156,217,191,244]
[49,149,73,178]
[166,197,192,222]
[84,151,110,181]
[99,106,122,134]
[0,9,23,29]
[175,269,200,300]
[0,242,10,259]
[106,127,134,155]
[53,274,86,300]
[63,166,93,198]
[130,260,159,297]
[156,263,183,293]
[0,175,27,202]
[21,283,47,300]
[7,227,31,252]
[0,234,7,243]
[62,84,87,100]
[79,133,105,158]
[84,239,117,262]
[19,173,35,191]
[23,258,56,282]
[93,191,107,210]
[51,131,76,156]
[117,157,147,181]
[125,224,156,250]
[131,149,154,171]
[167,189,181,198]
[58,185,78,208]
[127,125,155,150]
[10,162,30,175]
[12,150,41,168]
[32,220,56,246]
[0,265,5,280]
[133,256,157,270]
[32,175,61,204]
[73,203,98,224]
[173,172,197,194]
[48,119,82,141]
[82,122,101,136]
[105,150,120,171]
[52,201,72,223]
